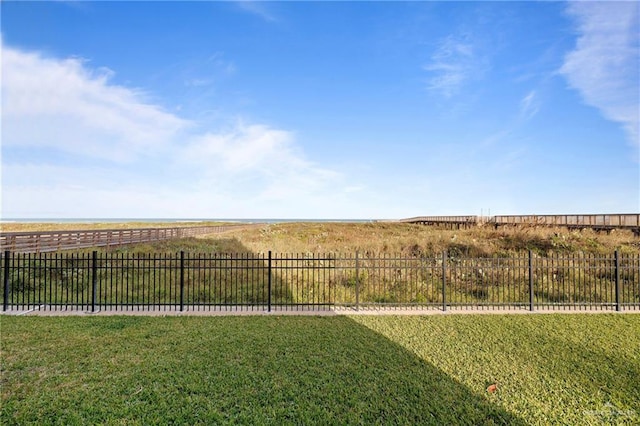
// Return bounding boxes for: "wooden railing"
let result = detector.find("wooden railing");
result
[492,214,639,228]
[400,214,640,233]
[0,224,262,253]
[399,216,479,225]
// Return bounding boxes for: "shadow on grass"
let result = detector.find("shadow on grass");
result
[110,237,297,307]
[1,316,524,425]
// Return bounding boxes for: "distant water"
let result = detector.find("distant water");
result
[1,218,379,224]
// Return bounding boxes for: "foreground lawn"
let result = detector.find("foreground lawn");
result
[1,315,638,425]
[352,314,640,425]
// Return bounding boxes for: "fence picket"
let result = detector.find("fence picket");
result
[1,251,638,312]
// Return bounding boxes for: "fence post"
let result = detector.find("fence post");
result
[442,250,447,312]
[528,250,534,312]
[180,251,185,312]
[355,251,360,311]
[91,251,98,313]
[268,251,272,312]
[614,250,620,312]
[3,251,10,312]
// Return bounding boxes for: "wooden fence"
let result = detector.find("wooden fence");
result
[399,216,479,228]
[492,214,639,228]
[0,225,261,253]
[401,214,640,234]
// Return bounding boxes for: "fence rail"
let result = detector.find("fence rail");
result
[2,250,638,312]
[0,225,261,253]
[400,214,640,233]
[492,214,640,228]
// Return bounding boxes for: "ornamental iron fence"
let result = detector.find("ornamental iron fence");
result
[2,250,638,312]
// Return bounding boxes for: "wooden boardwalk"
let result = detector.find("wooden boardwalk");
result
[400,214,640,234]
[398,215,479,229]
[0,224,262,253]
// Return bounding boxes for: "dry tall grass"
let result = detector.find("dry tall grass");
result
[203,222,640,256]
[3,221,638,256]
[0,221,234,233]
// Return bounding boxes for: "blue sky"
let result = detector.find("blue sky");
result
[1,1,638,219]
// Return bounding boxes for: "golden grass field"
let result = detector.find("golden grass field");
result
[206,222,639,256]
[2,221,638,255]
[0,221,233,233]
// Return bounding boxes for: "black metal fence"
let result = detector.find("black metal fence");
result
[2,250,638,312]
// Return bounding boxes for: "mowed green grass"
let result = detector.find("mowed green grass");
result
[352,314,640,425]
[1,315,638,425]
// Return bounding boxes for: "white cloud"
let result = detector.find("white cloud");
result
[2,44,190,162]
[180,123,342,203]
[0,40,359,218]
[344,186,364,193]
[424,35,487,98]
[234,1,278,23]
[560,1,639,147]
[520,90,540,120]
[207,52,236,75]
[183,124,301,173]
[184,78,214,88]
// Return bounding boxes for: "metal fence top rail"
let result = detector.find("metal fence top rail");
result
[1,250,635,259]
[2,249,638,313]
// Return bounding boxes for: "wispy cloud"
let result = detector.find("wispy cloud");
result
[181,52,235,88]
[519,90,540,120]
[424,35,487,98]
[206,52,236,75]
[2,45,189,163]
[182,123,306,175]
[559,1,639,147]
[184,78,214,88]
[234,1,278,23]
[1,41,348,218]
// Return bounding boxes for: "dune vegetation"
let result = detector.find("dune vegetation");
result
[106,222,640,256]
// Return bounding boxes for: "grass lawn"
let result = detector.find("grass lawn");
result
[1,315,639,425]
